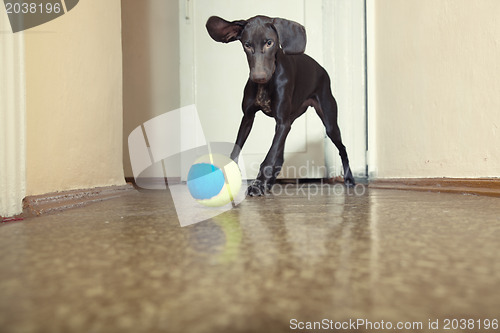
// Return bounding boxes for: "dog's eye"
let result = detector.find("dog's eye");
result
[266,40,274,47]
[244,42,251,49]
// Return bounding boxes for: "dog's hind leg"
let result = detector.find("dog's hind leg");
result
[313,90,356,187]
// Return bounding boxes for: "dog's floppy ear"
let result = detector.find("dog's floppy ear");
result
[206,16,248,43]
[272,18,307,54]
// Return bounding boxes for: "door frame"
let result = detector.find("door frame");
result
[0,13,26,217]
[366,0,377,179]
[179,0,368,180]
[323,0,368,180]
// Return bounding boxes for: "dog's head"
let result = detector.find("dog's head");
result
[206,15,306,84]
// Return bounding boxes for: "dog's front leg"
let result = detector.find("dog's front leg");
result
[247,122,291,196]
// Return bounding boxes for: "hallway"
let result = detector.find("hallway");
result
[1,187,499,332]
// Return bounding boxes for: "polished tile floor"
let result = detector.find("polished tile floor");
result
[1,186,499,333]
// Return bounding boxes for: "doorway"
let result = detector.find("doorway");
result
[179,0,367,180]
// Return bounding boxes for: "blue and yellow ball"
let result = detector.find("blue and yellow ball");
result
[187,154,242,207]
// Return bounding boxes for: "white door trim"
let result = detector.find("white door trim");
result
[366,0,377,179]
[323,0,368,179]
[0,13,26,217]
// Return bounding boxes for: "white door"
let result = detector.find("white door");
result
[179,0,366,180]
[180,0,327,180]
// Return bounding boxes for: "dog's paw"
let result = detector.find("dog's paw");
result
[344,175,356,188]
[246,180,267,197]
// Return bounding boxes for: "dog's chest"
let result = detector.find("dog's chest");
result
[255,85,272,115]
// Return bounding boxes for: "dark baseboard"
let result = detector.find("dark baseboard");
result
[125,177,181,189]
[369,178,500,198]
[23,184,136,217]
[124,177,348,188]
[17,177,498,219]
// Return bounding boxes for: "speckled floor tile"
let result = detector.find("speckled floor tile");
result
[0,186,499,333]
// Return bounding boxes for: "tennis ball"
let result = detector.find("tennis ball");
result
[187,154,242,207]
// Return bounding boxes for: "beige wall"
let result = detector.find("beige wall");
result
[122,0,180,178]
[372,0,500,178]
[26,0,125,195]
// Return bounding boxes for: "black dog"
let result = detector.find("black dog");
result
[206,15,355,196]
